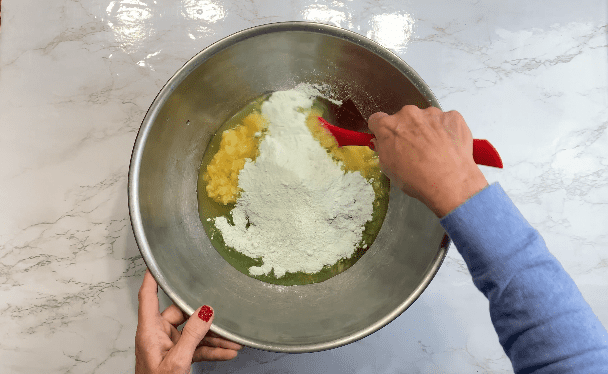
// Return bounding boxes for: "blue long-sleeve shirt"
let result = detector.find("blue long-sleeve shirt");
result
[439,181,608,373]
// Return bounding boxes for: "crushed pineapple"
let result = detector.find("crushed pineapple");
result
[204,112,268,204]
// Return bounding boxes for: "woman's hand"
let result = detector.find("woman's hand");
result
[135,269,243,374]
[368,106,488,218]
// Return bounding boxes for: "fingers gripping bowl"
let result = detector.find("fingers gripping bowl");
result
[128,21,450,353]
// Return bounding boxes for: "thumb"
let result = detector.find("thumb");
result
[170,305,214,363]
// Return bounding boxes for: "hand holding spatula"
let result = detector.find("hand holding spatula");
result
[318,99,503,169]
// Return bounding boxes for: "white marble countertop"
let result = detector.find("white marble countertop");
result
[1,0,607,373]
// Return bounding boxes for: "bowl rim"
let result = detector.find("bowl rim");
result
[128,20,450,353]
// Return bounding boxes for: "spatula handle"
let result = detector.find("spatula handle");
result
[370,136,503,168]
[472,139,503,168]
[368,136,503,169]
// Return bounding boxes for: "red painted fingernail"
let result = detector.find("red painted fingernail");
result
[198,305,213,322]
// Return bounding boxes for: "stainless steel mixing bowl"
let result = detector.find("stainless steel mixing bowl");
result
[128,21,450,353]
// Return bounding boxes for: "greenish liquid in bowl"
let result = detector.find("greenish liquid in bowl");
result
[196,93,390,286]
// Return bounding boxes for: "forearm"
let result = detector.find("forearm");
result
[439,182,608,373]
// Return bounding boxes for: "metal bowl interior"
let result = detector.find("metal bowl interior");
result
[128,21,449,353]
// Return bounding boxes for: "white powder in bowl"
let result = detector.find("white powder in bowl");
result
[214,89,375,278]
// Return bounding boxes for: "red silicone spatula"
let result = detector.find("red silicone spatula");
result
[318,99,503,169]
